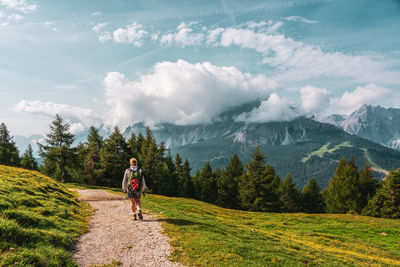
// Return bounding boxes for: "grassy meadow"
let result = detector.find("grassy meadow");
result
[0,165,91,266]
[144,195,400,266]
[66,183,400,266]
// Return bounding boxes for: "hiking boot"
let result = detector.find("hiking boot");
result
[138,210,143,220]
[132,214,137,220]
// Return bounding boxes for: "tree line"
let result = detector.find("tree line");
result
[0,115,399,219]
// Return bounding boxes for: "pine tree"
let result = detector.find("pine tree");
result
[20,144,38,170]
[193,162,217,203]
[239,145,281,212]
[39,114,75,183]
[301,178,324,213]
[359,163,379,209]
[363,169,400,219]
[325,156,362,213]
[175,153,184,196]
[99,127,129,186]
[127,132,138,158]
[279,173,300,212]
[217,153,243,208]
[182,158,194,198]
[158,150,177,196]
[0,122,20,166]
[140,130,159,192]
[83,126,103,185]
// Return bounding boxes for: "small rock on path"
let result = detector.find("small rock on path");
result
[71,189,182,267]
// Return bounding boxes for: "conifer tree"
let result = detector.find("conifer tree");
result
[217,153,243,208]
[39,114,75,183]
[0,122,20,166]
[20,144,38,170]
[158,150,177,196]
[99,127,129,186]
[175,153,184,196]
[193,162,217,203]
[363,169,400,219]
[359,163,379,208]
[139,128,159,191]
[83,126,103,185]
[325,156,362,213]
[127,132,138,158]
[301,177,324,213]
[182,158,194,198]
[279,173,300,212]
[239,145,281,212]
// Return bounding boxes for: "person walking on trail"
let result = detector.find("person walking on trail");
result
[122,158,146,220]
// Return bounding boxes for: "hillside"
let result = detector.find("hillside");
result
[315,104,400,150]
[0,165,90,266]
[138,117,399,188]
[141,193,400,266]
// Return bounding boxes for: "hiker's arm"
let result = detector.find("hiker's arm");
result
[122,170,128,193]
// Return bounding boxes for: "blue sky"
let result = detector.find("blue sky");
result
[1,0,400,136]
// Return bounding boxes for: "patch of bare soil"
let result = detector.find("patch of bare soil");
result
[71,189,181,267]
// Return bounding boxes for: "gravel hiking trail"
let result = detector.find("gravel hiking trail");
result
[71,189,182,267]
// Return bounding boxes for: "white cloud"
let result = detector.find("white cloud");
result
[69,122,85,134]
[0,0,37,13]
[329,84,395,115]
[300,86,331,113]
[103,59,277,128]
[217,26,399,84]
[92,22,108,33]
[112,22,148,47]
[285,16,318,24]
[160,22,204,47]
[98,31,112,42]
[7,13,22,21]
[14,100,102,128]
[235,93,299,123]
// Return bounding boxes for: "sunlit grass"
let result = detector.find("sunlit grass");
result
[0,165,91,266]
[144,195,400,266]
[302,141,353,163]
[68,183,400,266]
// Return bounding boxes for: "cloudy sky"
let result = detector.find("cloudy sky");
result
[1,0,400,136]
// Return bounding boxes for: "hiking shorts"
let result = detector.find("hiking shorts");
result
[127,188,141,199]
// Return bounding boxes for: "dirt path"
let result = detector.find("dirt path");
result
[71,189,181,267]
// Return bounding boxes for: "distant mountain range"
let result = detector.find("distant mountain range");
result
[13,103,400,188]
[314,104,400,150]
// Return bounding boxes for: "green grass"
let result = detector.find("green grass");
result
[0,165,91,266]
[302,142,353,163]
[66,183,400,266]
[361,148,387,173]
[142,195,400,266]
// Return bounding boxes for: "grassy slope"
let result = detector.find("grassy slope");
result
[144,195,400,266]
[66,183,400,266]
[0,165,91,266]
[302,142,353,163]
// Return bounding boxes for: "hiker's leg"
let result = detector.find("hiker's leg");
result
[135,198,141,210]
[129,198,136,213]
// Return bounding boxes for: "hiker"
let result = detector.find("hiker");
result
[122,158,146,220]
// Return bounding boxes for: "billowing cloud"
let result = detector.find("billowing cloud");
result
[235,93,299,122]
[0,0,37,13]
[14,100,103,130]
[112,22,148,47]
[329,84,395,115]
[300,86,331,113]
[160,22,204,47]
[103,59,277,128]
